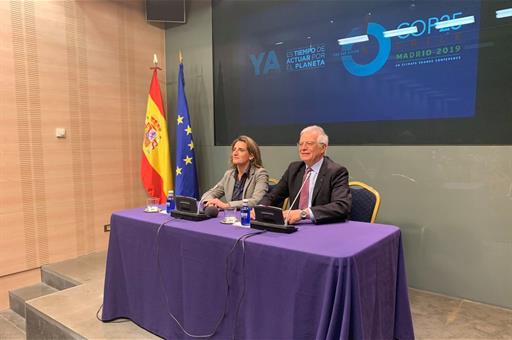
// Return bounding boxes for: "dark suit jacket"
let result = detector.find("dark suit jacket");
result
[259,157,351,224]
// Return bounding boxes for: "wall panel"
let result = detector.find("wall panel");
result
[0,0,165,285]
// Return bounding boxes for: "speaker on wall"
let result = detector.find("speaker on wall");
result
[146,0,186,23]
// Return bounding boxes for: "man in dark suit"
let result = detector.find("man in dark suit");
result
[259,125,351,224]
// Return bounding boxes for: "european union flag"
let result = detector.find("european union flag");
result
[175,63,199,199]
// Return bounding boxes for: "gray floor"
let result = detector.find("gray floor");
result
[410,288,512,339]
[0,309,25,339]
[1,251,511,339]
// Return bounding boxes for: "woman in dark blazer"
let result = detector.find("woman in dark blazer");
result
[201,136,269,209]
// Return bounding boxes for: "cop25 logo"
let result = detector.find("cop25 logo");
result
[341,12,464,77]
[249,13,464,78]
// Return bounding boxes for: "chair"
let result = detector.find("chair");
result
[268,178,289,210]
[349,181,381,223]
[268,177,279,193]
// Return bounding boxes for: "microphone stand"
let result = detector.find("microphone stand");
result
[284,170,311,225]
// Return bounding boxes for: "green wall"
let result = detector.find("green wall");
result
[166,0,512,309]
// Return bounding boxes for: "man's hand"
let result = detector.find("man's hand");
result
[204,198,230,210]
[283,209,302,225]
[250,209,256,220]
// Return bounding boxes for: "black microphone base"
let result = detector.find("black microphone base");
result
[171,210,209,221]
[250,221,298,234]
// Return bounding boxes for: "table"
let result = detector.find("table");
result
[102,208,414,340]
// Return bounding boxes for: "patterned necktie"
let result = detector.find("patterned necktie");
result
[298,167,313,210]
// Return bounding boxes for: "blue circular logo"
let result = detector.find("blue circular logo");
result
[341,22,390,77]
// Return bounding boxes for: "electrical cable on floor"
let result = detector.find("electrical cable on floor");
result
[96,303,130,323]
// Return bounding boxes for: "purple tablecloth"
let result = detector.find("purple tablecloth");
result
[102,208,414,340]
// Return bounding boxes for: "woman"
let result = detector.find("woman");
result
[201,135,268,209]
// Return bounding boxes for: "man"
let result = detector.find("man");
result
[258,125,351,224]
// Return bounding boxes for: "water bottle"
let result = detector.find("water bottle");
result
[166,190,175,214]
[240,199,251,226]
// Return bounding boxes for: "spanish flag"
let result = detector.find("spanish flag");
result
[141,67,172,204]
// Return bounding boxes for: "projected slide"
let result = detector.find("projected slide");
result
[214,0,512,145]
[231,1,481,126]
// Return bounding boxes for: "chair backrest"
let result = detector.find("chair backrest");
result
[268,177,279,193]
[268,178,289,210]
[349,181,381,223]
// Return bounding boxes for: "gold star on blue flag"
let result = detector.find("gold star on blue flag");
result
[175,61,199,199]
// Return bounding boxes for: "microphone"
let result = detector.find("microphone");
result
[171,196,211,221]
[204,206,219,218]
[285,170,312,225]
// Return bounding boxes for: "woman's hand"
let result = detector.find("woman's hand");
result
[204,198,230,210]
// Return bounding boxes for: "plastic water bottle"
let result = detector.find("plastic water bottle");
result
[240,199,251,226]
[166,190,175,214]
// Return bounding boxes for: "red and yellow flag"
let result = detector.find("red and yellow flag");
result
[141,68,172,204]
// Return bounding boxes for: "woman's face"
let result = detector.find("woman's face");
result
[232,141,252,167]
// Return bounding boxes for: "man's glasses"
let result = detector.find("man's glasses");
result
[297,141,321,147]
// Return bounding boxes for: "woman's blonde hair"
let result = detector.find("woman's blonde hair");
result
[230,135,263,168]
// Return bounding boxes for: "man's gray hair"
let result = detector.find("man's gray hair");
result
[300,125,329,146]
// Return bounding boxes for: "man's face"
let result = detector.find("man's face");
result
[298,131,326,166]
